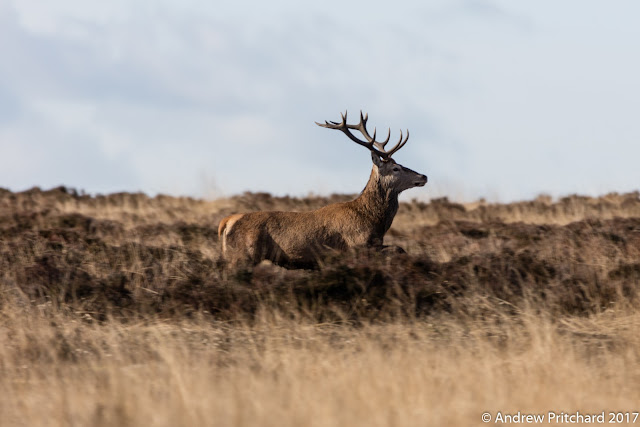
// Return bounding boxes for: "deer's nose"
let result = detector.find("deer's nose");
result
[414,174,427,186]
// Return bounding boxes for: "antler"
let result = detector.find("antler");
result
[315,111,409,160]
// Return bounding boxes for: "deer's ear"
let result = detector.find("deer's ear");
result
[371,152,383,167]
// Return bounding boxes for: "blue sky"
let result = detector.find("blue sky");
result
[1,0,639,201]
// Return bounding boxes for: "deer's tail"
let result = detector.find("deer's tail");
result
[218,214,244,254]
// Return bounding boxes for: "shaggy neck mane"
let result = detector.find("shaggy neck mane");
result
[352,166,399,244]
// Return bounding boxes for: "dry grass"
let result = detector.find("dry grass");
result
[1,186,640,426]
[2,308,640,426]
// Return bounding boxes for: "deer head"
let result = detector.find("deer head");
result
[316,111,427,194]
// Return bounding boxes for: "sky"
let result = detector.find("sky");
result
[1,0,639,202]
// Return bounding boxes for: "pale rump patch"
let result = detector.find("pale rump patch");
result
[218,214,245,237]
[218,214,245,254]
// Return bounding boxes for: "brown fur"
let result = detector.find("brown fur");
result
[219,157,427,267]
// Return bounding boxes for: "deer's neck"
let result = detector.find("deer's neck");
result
[353,167,399,245]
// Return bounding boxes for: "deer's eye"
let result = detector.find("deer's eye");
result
[392,167,400,172]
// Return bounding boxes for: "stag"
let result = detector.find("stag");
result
[218,111,427,267]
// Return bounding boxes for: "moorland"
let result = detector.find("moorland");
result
[1,187,640,426]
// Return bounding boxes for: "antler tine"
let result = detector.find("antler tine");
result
[316,111,410,160]
[385,129,410,157]
[374,128,392,151]
[315,110,348,129]
[316,110,381,153]
[360,110,368,126]
[347,110,376,144]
